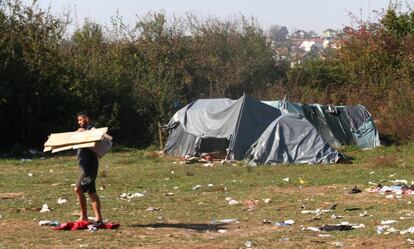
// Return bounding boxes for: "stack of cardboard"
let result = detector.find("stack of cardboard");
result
[43,127,112,158]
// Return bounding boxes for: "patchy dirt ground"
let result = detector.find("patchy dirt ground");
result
[0,218,412,249]
[2,146,414,248]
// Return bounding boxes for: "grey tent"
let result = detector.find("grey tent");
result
[164,95,281,160]
[246,114,341,165]
[262,100,380,149]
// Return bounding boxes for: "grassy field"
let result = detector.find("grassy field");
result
[1,144,414,248]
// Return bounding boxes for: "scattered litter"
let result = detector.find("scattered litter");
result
[170,171,175,174]
[263,198,271,204]
[207,184,214,187]
[299,177,306,184]
[320,224,353,231]
[228,199,240,205]
[49,169,54,173]
[173,186,179,190]
[304,226,320,232]
[146,207,160,211]
[225,197,233,201]
[279,237,289,242]
[184,156,199,164]
[283,177,290,182]
[192,185,201,190]
[71,184,76,187]
[331,214,342,219]
[119,192,145,200]
[352,223,366,229]
[301,208,332,216]
[407,238,414,245]
[27,172,33,177]
[369,171,375,175]
[165,192,174,196]
[344,207,362,211]
[349,186,362,194]
[39,220,60,227]
[99,186,105,191]
[381,220,397,225]
[332,241,344,247]
[392,179,408,185]
[87,225,97,232]
[400,227,414,235]
[359,211,368,217]
[262,219,273,224]
[217,229,227,233]
[245,240,252,249]
[367,184,414,197]
[79,245,89,248]
[57,197,68,205]
[211,218,239,224]
[275,220,295,226]
[164,177,170,181]
[318,222,365,232]
[377,225,399,234]
[40,204,51,212]
[318,234,331,237]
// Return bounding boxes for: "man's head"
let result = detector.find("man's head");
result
[77,112,90,128]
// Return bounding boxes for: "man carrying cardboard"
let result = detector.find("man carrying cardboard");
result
[75,112,103,226]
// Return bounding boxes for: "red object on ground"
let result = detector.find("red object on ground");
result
[53,220,120,231]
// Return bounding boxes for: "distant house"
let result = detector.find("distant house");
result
[299,38,323,52]
[322,29,337,38]
[292,30,308,39]
[322,39,339,49]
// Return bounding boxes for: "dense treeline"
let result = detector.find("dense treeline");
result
[0,0,413,152]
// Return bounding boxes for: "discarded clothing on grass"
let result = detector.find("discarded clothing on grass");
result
[53,220,120,231]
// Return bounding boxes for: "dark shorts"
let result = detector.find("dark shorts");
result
[76,160,98,193]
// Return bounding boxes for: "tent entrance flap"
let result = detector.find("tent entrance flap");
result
[199,137,230,158]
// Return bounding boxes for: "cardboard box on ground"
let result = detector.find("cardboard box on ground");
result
[43,127,112,158]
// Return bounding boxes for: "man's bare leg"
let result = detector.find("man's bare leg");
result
[74,187,88,221]
[89,192,103,222]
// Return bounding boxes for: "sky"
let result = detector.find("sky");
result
[22,0,401,34]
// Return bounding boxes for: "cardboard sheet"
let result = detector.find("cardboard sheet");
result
[44,127,108,147]
[43,127,112,158]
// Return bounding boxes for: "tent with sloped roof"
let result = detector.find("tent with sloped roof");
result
[245,114,341,165]
[164,95,282,160]
[262,100,380,149]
